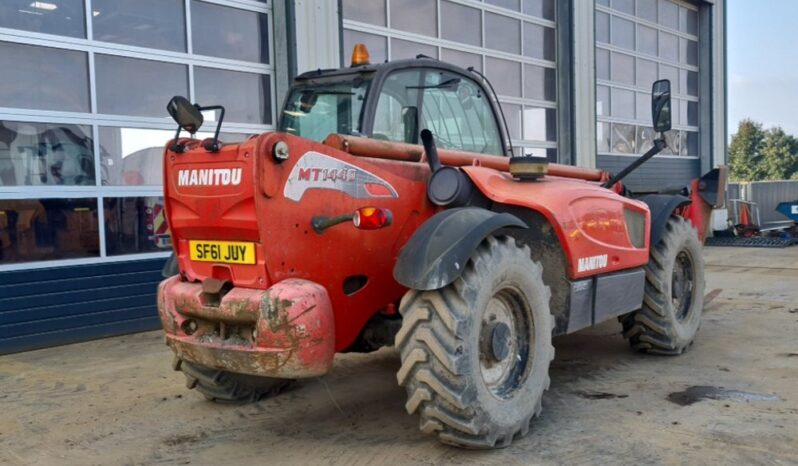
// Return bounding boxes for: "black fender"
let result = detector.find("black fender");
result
[393,207,528,291]
[638,194,691,246]
[162,252,179,278]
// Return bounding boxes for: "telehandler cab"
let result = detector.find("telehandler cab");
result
[157,44,726,448]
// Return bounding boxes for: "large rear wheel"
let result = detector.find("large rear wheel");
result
[396,236,555,449]
[622,216,705,354]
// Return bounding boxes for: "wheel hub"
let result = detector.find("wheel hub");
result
[479,288,533,399]
[484,321,512,362]
[672,250,695,321]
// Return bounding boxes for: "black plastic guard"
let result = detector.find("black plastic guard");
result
[697,167,728,208]
[393,207,527,291]
[162,252,179,278]
[639,194,691,246]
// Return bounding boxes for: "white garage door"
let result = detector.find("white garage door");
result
[596,0,700,159]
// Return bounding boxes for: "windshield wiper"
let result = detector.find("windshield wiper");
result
[304,91,355,96]
[408,78,461,90]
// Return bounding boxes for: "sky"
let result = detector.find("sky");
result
[727,0,798,136]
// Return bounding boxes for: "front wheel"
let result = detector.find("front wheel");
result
[622,216,705,354]
[395,236,555,449]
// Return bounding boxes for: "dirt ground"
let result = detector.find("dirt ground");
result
[1,246,797,465]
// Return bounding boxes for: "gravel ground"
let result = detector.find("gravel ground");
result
[1,246,797,465]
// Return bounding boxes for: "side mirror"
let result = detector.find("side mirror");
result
[401,106,418,143]
[651,79,672,133]
[167,96,203,134]
[299,91,318,113]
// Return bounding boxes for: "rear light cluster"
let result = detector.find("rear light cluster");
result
[311,207,393,234]
[353,207,392,230]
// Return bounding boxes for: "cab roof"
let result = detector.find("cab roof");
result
[294,57,477,83]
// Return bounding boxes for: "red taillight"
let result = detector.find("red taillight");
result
[353,207,392,230]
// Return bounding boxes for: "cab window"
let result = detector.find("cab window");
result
[419,71,503,155]
[280,77,370,142]
[372,70,422,143]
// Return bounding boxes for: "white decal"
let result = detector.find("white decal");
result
[177,168,242,187]
[577,254,608,273]
[792,205,798,215]
[283,151,398,202]
[572,280,590,292]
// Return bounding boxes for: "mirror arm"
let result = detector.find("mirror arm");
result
[170,125,185,153]
[197,105,226,152]
[603,137,666,190]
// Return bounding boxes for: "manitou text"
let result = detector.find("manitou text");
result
[178,168,242,187]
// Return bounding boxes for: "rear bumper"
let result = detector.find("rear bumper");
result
[157,276,335,378]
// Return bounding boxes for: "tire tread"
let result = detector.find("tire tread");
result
[622,216,704,354]
[178,361,291,403]
[396,236,554,448]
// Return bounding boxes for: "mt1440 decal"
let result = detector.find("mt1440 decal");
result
[284,152,398,201]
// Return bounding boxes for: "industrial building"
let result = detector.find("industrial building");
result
[0,0,726,353]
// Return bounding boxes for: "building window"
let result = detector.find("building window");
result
[0,198,99,264]
[342,0,558,159]
[0,42,90,113]
[191,0,270,64]
[0,0,86,38]
[0,0,274,269]
[194,67,271,125]
[92,0,187,52]
[595,0,700,158]
[390,0,437,37]
[95,55,189,118]
[341,0,386,27]
[0,121,94,187]
[104,197,170,256]
[99,127,172,187]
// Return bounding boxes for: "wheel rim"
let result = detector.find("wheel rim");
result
[478,286,534,399]
[672,250,695,321]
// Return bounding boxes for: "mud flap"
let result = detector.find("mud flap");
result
[682,167,728,241]
[393,207,527,291]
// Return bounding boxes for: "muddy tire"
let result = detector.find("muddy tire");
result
[396,236,555,449]
[622,216,705,355]
[175,359,292,403]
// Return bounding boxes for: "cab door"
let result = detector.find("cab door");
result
[417,69,504,156]
[367,67,507,157]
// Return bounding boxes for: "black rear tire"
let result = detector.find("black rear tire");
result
[396,236,555,449]
[175,359,292,403]
[622,216,705,355]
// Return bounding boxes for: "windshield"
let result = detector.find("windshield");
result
[279,77,371,142]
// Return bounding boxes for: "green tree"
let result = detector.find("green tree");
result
[728,119,767,181]
[761,126,798,180]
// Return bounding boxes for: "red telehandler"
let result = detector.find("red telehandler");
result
[157,44,726,448]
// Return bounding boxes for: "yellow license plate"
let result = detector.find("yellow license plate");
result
[189,240,256,265]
